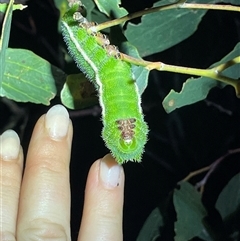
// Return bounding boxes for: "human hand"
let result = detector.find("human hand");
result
[1,104,124,241]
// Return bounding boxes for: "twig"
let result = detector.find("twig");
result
[93,1,240,31]
[121,53,240,97]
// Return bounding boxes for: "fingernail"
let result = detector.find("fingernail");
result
[45,104,69,139]
[100,154,122,189]
[0,130,20,160]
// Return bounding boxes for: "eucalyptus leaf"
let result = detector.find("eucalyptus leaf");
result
[216,173,240,220]
[174,182,208,241]
[137,207,163,241]
[125,0,210,57]
[94,0,128,19]
[1,48,63,105]
[125,0,240,57]
[162,42,240,113]
[121,42,149,95]
[60,73,98,109]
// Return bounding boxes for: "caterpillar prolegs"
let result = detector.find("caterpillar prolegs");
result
[61,1,148,164]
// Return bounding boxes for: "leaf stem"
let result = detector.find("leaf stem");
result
[121,54,240,96]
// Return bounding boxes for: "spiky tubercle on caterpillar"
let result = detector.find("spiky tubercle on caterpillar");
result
[61,1,148,164]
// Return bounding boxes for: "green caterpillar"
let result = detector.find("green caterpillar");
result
[61,1,148,164]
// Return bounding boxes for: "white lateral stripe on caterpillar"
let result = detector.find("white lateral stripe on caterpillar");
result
[61,21,105,116]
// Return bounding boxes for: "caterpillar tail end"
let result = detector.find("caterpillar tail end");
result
[102,121,149,165]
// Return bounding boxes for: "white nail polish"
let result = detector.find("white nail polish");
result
[0,130,20,160]
[45,104,69,139]
[100,159,121,188]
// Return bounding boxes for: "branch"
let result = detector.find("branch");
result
[180,3,240,12]
[92,1,240,31]
[121,53,240,96]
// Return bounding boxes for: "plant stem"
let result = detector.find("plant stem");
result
[93,1,240,31]
[213,56,240,72]
[180,3,240,12]
[93,0,185,31]
[154,62,240,96]
[181,165,211,183]
[121,53,240,97]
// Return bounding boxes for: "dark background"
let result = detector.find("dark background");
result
[1,0,240,240]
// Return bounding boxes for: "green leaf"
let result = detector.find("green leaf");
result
[162,42,240,113]
[1,48,63,105]
[162,78,225,114]
[94,0,128,19]
[133,64,149,96]
[216,173,240,220]
[121,42,149,95]
[137,207,163,241]
[174,182,208,241]
[125,0,209,57]
[80,0,96,22]
[124,0,240,57]
[60,73,98,109]
[84,0,110,28]
[0,0,14,92]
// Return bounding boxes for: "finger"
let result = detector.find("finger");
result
[0,130,23,240]
[78,154,124,241]
[16,105,73,241]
